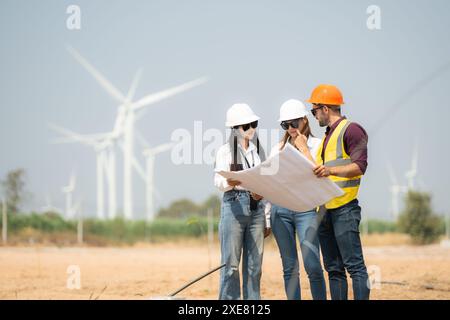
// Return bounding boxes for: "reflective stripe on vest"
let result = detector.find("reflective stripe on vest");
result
[324,158,353,167]
[335,179,361,188]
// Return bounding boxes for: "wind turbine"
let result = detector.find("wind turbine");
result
[66,46,208,219]
[41,193,63,214]
[70,198,84,245]
[52,70,148,219]
[142,142,175,222]
[51,124,153,220]
[405,143,419,190]
[62,172,77,219]
[50,125,114,219]
[387,161,408,220]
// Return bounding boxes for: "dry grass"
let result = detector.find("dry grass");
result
[361,233,412,246]
[2,228,420,248]
[1,234,450,300]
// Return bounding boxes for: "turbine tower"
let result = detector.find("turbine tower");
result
[143,142,175,222]
[41,193,63,214]
[62,172,77,219]
[387,161,408,220]
[51,125,153,220]
[405,143,419,190]
[67,46,208,219]
[50,125,115,219]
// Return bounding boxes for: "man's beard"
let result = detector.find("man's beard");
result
[319,119,328,127]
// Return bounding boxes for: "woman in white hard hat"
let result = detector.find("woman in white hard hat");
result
[268,99,327,300]
[214,103,269,300]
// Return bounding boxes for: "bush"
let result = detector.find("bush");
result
[0,212,220,245]
[2,211,76,233]
[360,219,397,234]
[80,216,219,244]
[398,191,443,244]
[157,195,221,219]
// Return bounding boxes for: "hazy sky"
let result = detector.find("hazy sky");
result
[1,0,449,220]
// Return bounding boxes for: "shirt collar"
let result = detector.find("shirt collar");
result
[238,140,257,155]
[325,116,347,136]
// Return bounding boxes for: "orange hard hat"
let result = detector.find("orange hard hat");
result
[307,84,344,105]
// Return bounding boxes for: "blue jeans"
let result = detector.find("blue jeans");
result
[218,190,265,300]
[271,206,327,300]
[318,199,370,300]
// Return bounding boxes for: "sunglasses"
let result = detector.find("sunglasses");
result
[280,118,301,130]
[311,104,326,116]
[234,120,258,131]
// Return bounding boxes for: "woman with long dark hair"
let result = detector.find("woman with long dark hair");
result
[214,103,269,300]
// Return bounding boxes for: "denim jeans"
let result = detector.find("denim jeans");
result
[271,206,327,300]
[218,190,265,300]
[318,199,370,300]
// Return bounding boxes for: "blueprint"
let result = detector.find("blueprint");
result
[218,143,344,212]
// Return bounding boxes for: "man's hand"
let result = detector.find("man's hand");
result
[227,178,241,186]
[251,192,263,201]
[264,227,272,238]
[313,165,332,178]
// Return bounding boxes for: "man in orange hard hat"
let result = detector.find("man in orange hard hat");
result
[308,84,370,300]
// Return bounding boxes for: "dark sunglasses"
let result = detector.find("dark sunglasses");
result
[280,118,301,130]
[234,120,258,131]
[311,104,326,116]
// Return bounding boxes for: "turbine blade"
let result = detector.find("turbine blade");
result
[126,69,143,102]
[48,123,77,136]
[48,123,109,147]
[117,141,146,180]
[134,107,149,123]
[48,124,92,144]
[133,157,146,181]
[131,76,208,111]
[66,45,127,103]
[135,130,150,149]
[112,106,127,137]
[145,142,175,156]
[152,142,175,155]
[411,142,419,173]
[70,172,76,189]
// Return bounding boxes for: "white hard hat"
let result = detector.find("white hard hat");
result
[225,103,260,127]
[278,99,309,122]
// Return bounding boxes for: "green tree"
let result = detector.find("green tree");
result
[1,168,27,214]
[199,194,221,217]
[398,190,442,244]
[157,198,200,218]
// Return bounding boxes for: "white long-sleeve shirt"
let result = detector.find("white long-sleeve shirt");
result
[214,140,271,227]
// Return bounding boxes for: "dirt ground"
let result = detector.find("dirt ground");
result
[1,239,450,300]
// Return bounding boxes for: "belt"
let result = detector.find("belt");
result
[224,189,248,195]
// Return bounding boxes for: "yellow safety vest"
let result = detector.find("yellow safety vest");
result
[316,119,362,209]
